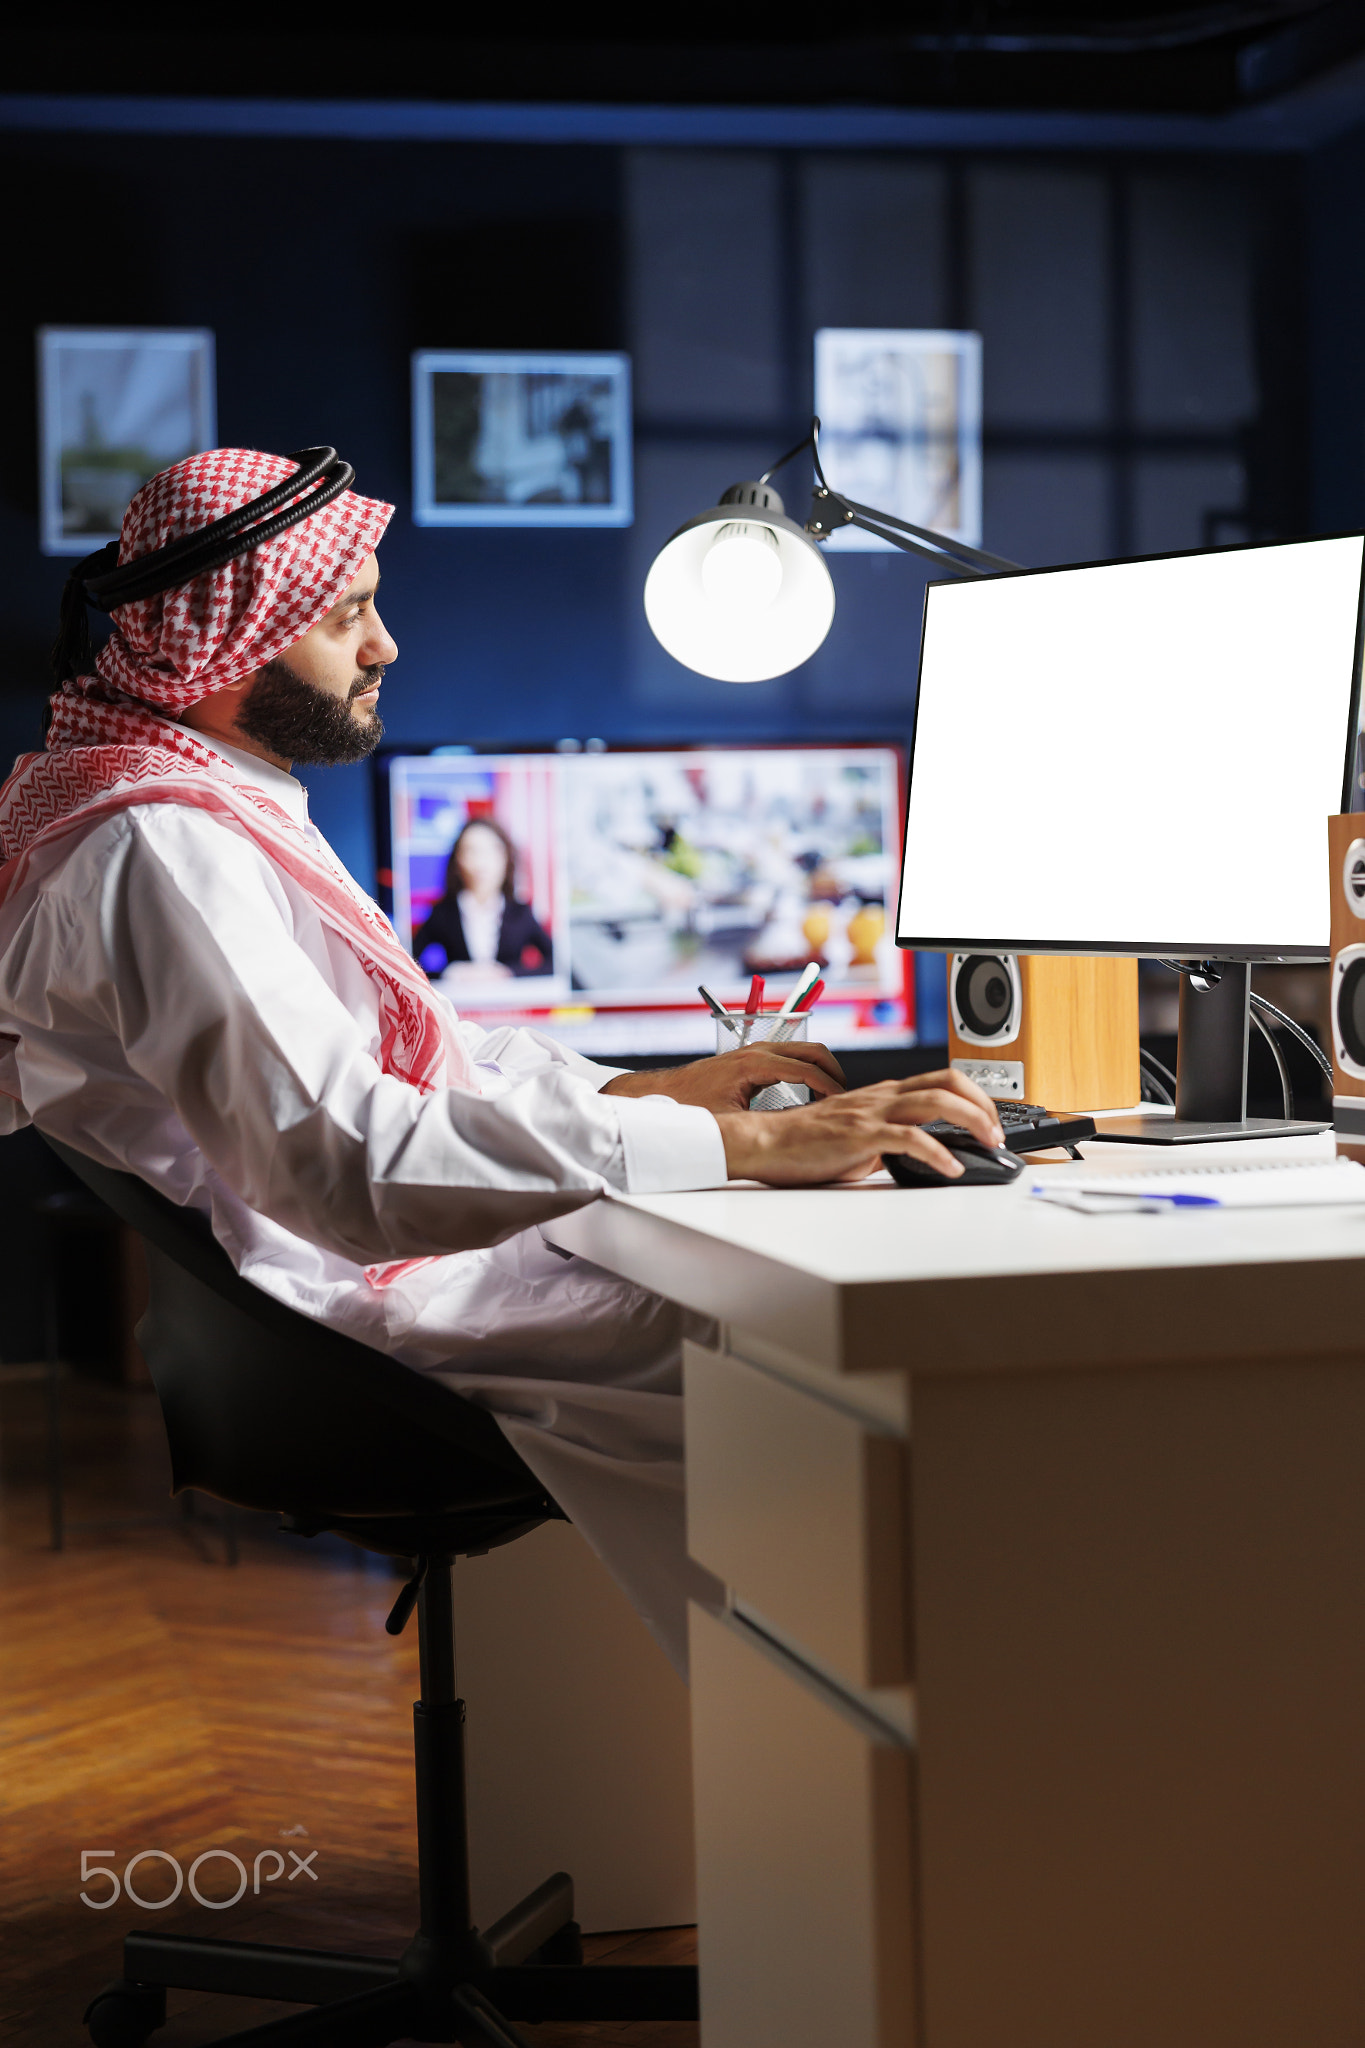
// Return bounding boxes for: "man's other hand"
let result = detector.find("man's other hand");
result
[599,1041,845,1113]
[713,1068,1006,1186]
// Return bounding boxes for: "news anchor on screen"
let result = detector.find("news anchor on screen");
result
[414,816,553,982]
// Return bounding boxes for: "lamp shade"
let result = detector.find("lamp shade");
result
[643,481,836,682]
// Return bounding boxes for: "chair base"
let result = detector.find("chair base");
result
[82,1556,698,2047]
[86,1907,698,2046]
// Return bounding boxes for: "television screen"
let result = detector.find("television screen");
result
[375,744,913,1056]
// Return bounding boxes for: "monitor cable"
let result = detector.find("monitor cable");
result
[1247,990,1332,1087]
[1138,1046,1176,1107]
[1144,1010,1291,1118]
[1156,956,1223,991]
[1249,1004,1293,1120]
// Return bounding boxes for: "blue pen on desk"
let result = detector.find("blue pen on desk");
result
[1031,1183,1220,1208]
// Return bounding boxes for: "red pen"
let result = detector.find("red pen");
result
[745,975,764,1015]
[793,977,825,1014]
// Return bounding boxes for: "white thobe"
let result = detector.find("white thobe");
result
[0,739,729,1671]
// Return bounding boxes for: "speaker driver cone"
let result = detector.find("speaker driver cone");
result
[955,953,1016,1040]
[1337,954,1365,1072]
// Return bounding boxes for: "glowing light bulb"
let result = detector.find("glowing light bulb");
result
[700,521,784,613]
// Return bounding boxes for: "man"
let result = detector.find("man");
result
[0,448,1001,1670]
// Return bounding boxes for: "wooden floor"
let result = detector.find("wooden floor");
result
[0,1368,697,2046]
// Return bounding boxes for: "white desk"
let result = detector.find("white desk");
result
[547,1143,1365,2048]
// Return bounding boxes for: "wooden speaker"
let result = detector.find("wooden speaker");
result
[947,952,1140,1109]
[1327,814,1365,1154]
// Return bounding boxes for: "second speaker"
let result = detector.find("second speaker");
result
[1328,814,1365,1153]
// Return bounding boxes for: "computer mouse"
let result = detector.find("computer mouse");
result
[882,1131,1024,1188]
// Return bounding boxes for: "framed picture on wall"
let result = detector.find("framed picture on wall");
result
[814,328,982,552]
[412,350,632,528]
[37,327,217,557]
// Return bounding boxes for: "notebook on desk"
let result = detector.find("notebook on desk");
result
[1031,1157,1365,1214]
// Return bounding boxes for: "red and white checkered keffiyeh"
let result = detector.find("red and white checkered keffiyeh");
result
[93,446,396,709]
[0,449,479,1284]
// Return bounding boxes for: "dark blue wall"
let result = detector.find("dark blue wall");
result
[0,126,1324,897]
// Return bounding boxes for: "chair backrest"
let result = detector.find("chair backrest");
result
[41,1135,556,1542]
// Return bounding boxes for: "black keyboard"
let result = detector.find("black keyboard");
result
[926,1103,1097,1155]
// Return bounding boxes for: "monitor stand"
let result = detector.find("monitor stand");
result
[1087,961,1328,1146]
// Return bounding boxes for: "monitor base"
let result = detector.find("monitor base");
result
[1087,1116,1329,1146]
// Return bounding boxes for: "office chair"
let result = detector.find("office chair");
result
[40,1136,697,2048]
[36,1181,236,1560]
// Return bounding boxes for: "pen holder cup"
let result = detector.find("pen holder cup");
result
[716,1013,812,1112]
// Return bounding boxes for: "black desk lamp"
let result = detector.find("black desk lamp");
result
[643,416,1020,682]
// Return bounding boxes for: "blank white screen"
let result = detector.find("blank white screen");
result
[898,537,1364,955]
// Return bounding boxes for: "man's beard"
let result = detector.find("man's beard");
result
[235,658,386,766]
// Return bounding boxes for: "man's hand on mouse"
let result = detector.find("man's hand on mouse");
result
[713,1067,1005,1186]
[599,1040,846,1113]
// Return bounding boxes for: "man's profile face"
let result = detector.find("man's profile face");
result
[235,553,399,767]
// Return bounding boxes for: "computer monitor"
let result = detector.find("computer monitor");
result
[375,742,913,1059]
[897,533,1365,1133]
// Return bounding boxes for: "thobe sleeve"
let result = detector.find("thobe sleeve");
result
[446,1011,721,1197]
[71,812,727,1267]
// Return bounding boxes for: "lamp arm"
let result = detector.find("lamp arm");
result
[841,509,982,575]
[755,414,1022,576]
[835,494,1022,575]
